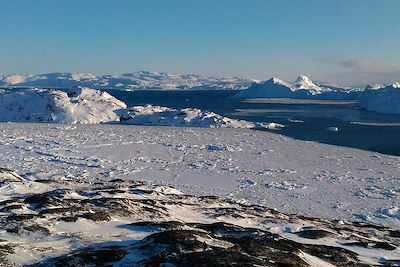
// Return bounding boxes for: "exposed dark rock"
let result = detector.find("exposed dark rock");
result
[0,204,24,212]
[6,214,37,222]
[342,238,398,251]
[81,211,112,221]
[389,230,400,238]
[295,229,335,239]
[144,248,269,267]
[31,248,128,267]
[39,206,86,216]
[127,220,186,231]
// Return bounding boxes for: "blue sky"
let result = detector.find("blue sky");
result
[0,0,399,85]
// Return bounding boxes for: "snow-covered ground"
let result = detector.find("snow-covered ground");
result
[0,123,398,228]
[0,123,399,266]
[0,71,256,90]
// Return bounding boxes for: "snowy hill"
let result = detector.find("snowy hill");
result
[235,75,358,99]
[0,71,256,90]
[360,82,400,114]
[0,87,127,123]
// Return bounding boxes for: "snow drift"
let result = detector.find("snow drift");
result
[0,87,127,124]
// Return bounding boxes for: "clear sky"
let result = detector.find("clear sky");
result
[0,0,399,86]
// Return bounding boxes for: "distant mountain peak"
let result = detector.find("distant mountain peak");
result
[293,75,322,91]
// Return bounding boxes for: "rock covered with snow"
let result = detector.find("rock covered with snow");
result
[0,87,127,124]
[0,71,256,90]
[120,105,268,129]
[0,172,399,266]
[359,83,400,115]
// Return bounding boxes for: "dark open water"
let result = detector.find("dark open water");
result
[107,89,400,156]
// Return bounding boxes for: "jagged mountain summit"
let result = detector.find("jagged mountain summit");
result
[0,71,257,90]
[294,75,326,93]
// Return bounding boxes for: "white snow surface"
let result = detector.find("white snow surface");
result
[0,87,127,124]
[0,123,398,229]
[0,71,256,90]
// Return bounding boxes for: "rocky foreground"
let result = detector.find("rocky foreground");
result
[0,168,399,266]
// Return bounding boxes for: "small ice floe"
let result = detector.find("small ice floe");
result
[257,122,285,130]
[326,127,339,132]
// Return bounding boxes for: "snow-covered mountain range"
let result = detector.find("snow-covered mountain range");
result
[0,72,256,90]
[1,72,399,114]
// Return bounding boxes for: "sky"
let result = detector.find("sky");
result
[0,0,399,86]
